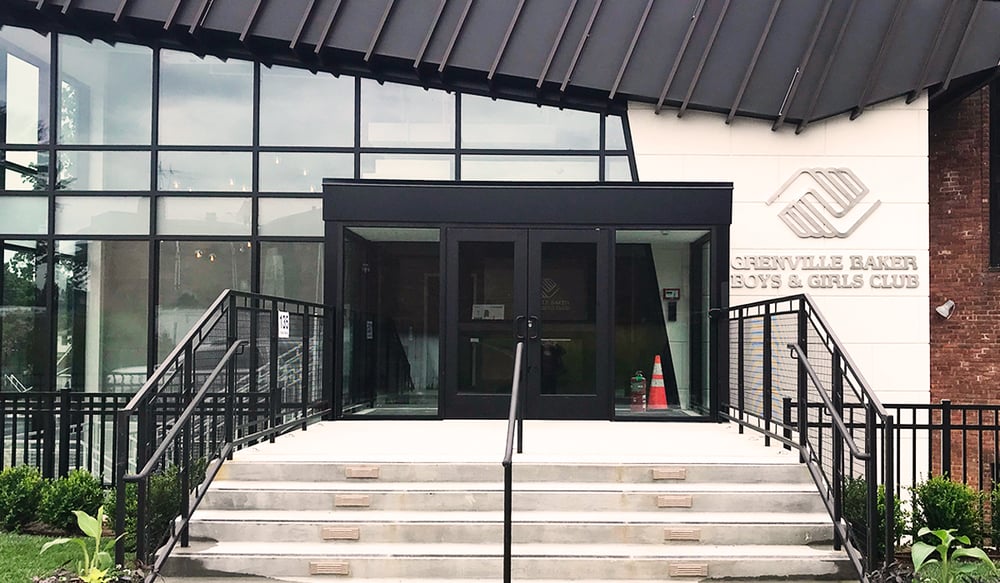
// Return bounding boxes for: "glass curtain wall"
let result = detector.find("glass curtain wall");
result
[0,25,636,400]
[614,230,711,418]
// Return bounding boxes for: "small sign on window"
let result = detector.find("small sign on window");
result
[278,311,291,339]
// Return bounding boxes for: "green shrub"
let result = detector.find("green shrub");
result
[0,465,49,531]
[843,477,907,561]
[911,475,984,545]
[38,469,104,533]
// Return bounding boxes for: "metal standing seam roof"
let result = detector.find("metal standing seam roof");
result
[2,0,999,132]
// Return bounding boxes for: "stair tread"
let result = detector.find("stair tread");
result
[170,541,847,559]
[188,508,835,524]
[208,480,818,492]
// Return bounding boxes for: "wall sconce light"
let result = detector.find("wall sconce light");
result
[935,299,956,319]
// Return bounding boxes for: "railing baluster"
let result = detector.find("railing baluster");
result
[942,400,952,477]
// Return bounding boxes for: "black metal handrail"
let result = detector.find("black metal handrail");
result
[726,293,895,581]
[502,341,525,583]
[112,289,328,577]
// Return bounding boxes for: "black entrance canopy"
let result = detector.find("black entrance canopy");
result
[5,0,1000,132]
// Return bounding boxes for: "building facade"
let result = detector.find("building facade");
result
[1,0,998,422]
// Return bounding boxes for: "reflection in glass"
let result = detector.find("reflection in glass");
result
[462,95,598,149]
[260,242,323,303]
[55,240,148,392]
[0,197,47,235]
[461,156,598,181]
[2,150,49,190]
[458,241,514,395]
[614,230,710,418]
[0,26,50,144]
[157,240,251,359]
[58,36,152,145]
[2,240,48,392]
[538,242,597,395]
[258,198,323,236]
[606,156,632,181]
[158,50,252,145]
[361,80,454,148]
[361,154,454,180]
[606,115,627,150]
[157,197,251,236]
[342,227,440,416]
[157,151,251,192]
[55,196,149,235]
[260,66,354,146]
[259,152,352,193]
[57,151,150,190]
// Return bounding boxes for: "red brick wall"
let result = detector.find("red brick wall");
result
[929,86,993,406]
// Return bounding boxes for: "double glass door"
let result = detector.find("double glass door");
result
[445,229,610,419]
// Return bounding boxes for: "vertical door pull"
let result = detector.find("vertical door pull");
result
[527,316,540,340]
[514,315,526,340]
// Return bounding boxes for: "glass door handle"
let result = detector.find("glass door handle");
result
[527,316,540,340]
[514,315,526,340]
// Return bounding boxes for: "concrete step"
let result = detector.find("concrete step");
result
[198,481,826,513]
[215,461,813,485]
[163,542,854,580]
[187,509,835,545]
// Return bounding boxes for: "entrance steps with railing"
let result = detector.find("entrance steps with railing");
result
[161,421,854,581]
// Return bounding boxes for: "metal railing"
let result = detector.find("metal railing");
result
[112,290,328,578]
[502,341,525,583]
[727,294,895,580]
[1,390,130,482]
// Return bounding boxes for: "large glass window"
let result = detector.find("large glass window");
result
[361,80,454,148]
[258,198,323,237]
[259,152,351,193]
[2,149,49,190]
[462,156,598,181]
[58,36,152,145]
[261,242,323,303]
[54,241,148,393]
[0,27,50,145]
[158,50,252,145]
[157,151,251,192]
[2,240,48,392]
[614,230,711,418]
[341,227,440,416]
[0,196,47,235]
[157,197,252,236]
[260,66,354,147]
[462,96,598,149]
[55,196,149,235]
[157,240,251,359]
[57,150,150,190]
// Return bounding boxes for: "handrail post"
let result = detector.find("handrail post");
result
[941,399,952,476]
[270,302,280,442]
[302,308,311,430]
[503,460,513,583]
[114,409,129,566]
[737,311,745,432]
[884,414,896,568]
[796,303,809,463]
[225,295,237,450]
[865,405,878,571]
[516,373,524,455]
[832,349,844,551]
[782,397,793,451]
[763,305,772,446]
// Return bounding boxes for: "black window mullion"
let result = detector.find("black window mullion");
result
[455,92,461,180]
[45,34,57,392]
[354,77,361,179]
[252,61,261,294]
[598,114,606,182]
[147,46,161,375]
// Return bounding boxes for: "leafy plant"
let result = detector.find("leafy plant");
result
[0,464,48,531]
[843,477,907,561]
[40,506,122,583]
[912,475,984,545]
[108,460,207,553]
[911,527,998,583]
[39,469,104,533]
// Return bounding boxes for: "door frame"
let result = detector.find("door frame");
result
[443,227,612,419]
[324,181,733,421]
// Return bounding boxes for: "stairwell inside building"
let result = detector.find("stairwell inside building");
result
[162,421,854,581]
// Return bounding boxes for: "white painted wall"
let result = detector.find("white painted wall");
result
[629,96,930,404]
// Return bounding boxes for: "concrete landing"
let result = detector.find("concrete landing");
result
[232,420,797,464]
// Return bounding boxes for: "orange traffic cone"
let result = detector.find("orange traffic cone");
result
[647,355,669,410]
